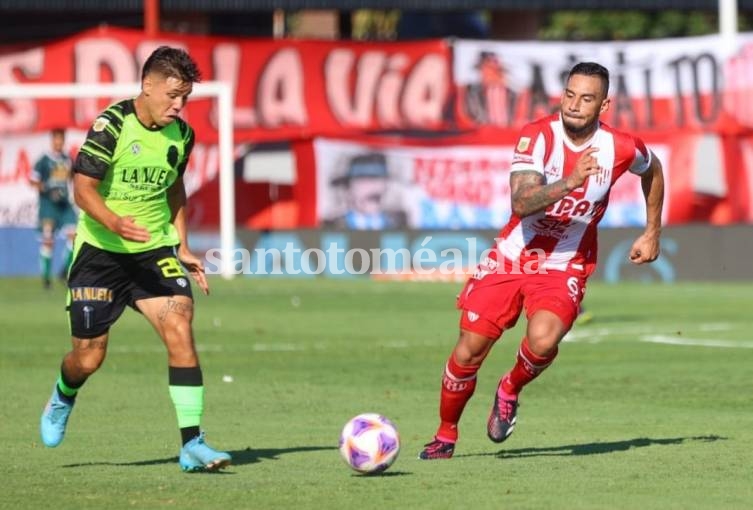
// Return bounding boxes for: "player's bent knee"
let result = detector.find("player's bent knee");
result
[454,330,495,365]
[452,347,476,365]
[77,357,105,376]
[527,323,561,343]
[163,320,193,343]
[526,336,558,357]
[71,334,108,373]
[162,322,198,361]
[72,349,107,375]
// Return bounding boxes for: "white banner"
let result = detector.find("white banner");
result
[453,34,753,130]
[453,35,743,92]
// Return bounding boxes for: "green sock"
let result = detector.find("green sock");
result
[41,252,52,281]
[169,385,204,429]
[57,376,78,398]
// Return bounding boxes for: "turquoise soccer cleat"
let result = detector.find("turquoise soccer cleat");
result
[179,432,232,472]
[40,385,75,448]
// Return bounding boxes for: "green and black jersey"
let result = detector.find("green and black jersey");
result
[32,150,73,204]
[73,99,194,254]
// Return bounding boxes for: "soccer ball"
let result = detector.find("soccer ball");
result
[339,413,400,474]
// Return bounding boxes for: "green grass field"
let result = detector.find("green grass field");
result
[2,277,753,509]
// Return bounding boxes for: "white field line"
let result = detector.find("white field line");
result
[638,335,753,348]
[11,323,746,354]
[107,344,226,353]
[6,339,417,354]
[252,343,303,352]
[564,324,661,343]
[564,322,753,348]
[698,323,735,331]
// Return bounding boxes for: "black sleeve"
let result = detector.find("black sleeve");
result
[177,128,195,177]
[73,112,121,180]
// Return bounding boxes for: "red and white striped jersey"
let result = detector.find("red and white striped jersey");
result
[497,113,651,277]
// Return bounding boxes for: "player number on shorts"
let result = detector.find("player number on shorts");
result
[567,276,580,302]
[157,257,185,278]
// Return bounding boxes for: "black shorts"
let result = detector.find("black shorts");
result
[67,243,193,338]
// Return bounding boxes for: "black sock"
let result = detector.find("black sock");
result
[181,426,201,445]
[55,387,76,404]
[56,366,85,403]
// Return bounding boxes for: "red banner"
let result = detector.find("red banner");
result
[2,29,752,229]
[0,27,452,142]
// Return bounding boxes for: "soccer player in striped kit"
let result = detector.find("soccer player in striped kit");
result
[420,62,665,459]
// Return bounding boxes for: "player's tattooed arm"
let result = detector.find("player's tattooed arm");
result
[510,146,602,218]
[510,171,573,218]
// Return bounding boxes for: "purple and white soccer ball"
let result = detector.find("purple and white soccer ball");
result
[339,413,400,474]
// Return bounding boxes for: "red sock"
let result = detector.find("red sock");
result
[500,337,558,397]
[436,356,479,443]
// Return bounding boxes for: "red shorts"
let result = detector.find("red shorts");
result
[457,269,586,340]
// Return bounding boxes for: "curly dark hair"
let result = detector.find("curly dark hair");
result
[141,46,201,83]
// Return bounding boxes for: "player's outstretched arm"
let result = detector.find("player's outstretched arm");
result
[73,173,150,242]
[629,152,664,264]
[510,147,601,218]
[168,176,209,295]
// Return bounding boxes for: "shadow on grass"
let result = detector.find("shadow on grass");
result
[458,435,725,459]
[343,470,411,478]
[62,445,336,469]
[230,445,337,465]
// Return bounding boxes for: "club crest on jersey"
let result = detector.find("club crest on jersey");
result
[593,166,610,185]
[131,143,141,155]
[167,145,179,168]
[516,137,531,152]
[92,117,110,132]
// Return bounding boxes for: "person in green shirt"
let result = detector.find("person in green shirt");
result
[30,127,77,289]
[39,46,231,472]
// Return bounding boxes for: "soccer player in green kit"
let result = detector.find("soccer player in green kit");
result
[30,128,77,289]
[39,46,231,472]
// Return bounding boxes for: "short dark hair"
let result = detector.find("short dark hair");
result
[568,62,609,96]
[50,127,65,137]
[141,46,201,83]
